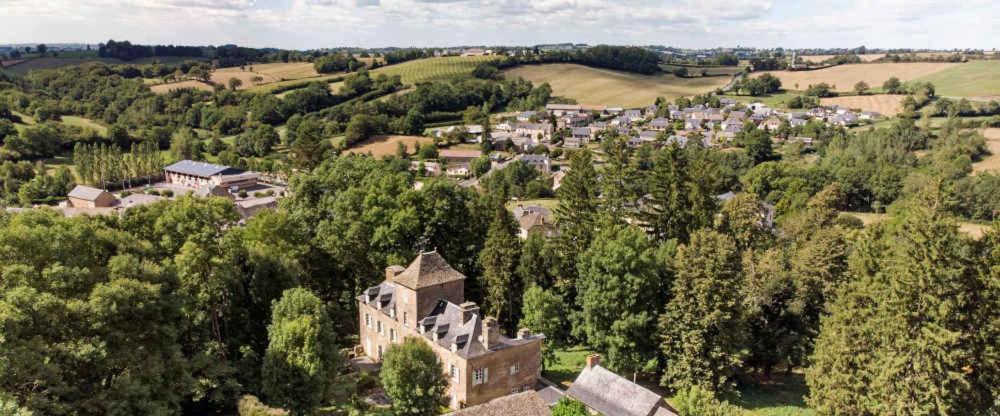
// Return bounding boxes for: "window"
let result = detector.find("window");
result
[365,313,372,328]
[377,344,383,360]
[509,361,520,375]
[390,328,397,343]
[403,312,408,327]
[473,368,488,385]
[450,364,459,381]
[377,320,383,335]
[511,387,520,393]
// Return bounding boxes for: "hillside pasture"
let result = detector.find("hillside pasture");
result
[819,94,904,116]
[504,63,730,107]
[759,63,957,92]
[973,128,1000,174]
[61,116,109,137]
[210,62,320,89]
[149,80,215,94]
[800,54,885,63]
[914,60,1000,99]
[328,55,500,93]
[344,135,433,157]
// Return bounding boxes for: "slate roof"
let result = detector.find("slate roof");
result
[164,160,243,178]
[566,364,665,416]
[67,185,109,201]
[445,391,551,416]
[536,386,565,406]
[393,250,466,290]
[518,212,551,231]
[572,127,591,136]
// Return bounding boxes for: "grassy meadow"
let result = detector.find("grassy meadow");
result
[913,60,1000,99]
[504,63,730,107]
[758,62,957,92]
[326,55,501,93]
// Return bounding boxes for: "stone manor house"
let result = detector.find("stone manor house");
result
[357,250,545,409]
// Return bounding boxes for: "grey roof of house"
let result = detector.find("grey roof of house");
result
[519,154,550,163]
[164,160,242,178]
[566,365,664,416]
[446,391,551,416]
[650,118,670,126]
[393,250,467,290]
[536,386,565,407]
[639,130,658,140]
[67,185,109,201]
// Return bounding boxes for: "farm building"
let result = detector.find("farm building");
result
[566,355,678,416]
[443,391,550,416]
[164,160,259,189]
[67,185,116,208]
[439,149,483,164]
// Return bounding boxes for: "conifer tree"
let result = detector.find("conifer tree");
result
[660,229,744,394]
[808,211,995,415]
[553,149,599,295]
[479,205,522,330]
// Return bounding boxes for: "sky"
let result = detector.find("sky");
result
[2,0,998,50]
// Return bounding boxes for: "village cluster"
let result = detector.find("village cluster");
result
[423,99,883,183]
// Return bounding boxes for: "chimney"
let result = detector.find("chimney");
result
[459,301,480,324]
[517,328,531,339]
[385,265,404,282]
[482,317,499,349]
[586,354,601,369]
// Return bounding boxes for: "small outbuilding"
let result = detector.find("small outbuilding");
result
[67,185,116,208]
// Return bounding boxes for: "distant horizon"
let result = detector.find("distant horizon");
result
[3,0,997,51]
[0,41,991,53]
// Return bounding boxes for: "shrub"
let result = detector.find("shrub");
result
[162,189,174,197]
[237,395,288,416]
[238,190,248,198]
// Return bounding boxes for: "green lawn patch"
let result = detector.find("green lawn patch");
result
[542,345,595,388]
[915,60,1000,98]
[724,374,815,416]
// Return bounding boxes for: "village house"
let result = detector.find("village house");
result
[516,111,538,122]
[623,109,644,122]
[66,185,116,208]
[517,212,557,239]
[164,160,259,190]
[565,355,678,416]
[567,127,593,148]
[649,118,671,131]
[517,154,551,173]
[514,122,553,141]
[545,104,583,116]
[357,251,545,409]
[759,117,783,131]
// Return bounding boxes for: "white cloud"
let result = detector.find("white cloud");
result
[1,0,997,49]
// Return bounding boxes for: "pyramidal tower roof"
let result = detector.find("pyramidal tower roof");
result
[393,250,466,290]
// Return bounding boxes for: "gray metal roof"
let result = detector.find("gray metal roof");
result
[566,365,664,416]
[67,185,109,201]
[164,160,241,178]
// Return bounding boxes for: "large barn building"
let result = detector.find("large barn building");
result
[163,160,259,189]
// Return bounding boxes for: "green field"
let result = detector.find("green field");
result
[914,60,1000,99]
[720,92,806,109]
[326,55,501,93]
[504,63,730,107]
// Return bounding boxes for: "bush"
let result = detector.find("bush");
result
[237,395,288,416]
[162,189,174,197]
[238,190,248,198]
[147,189,160,196]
